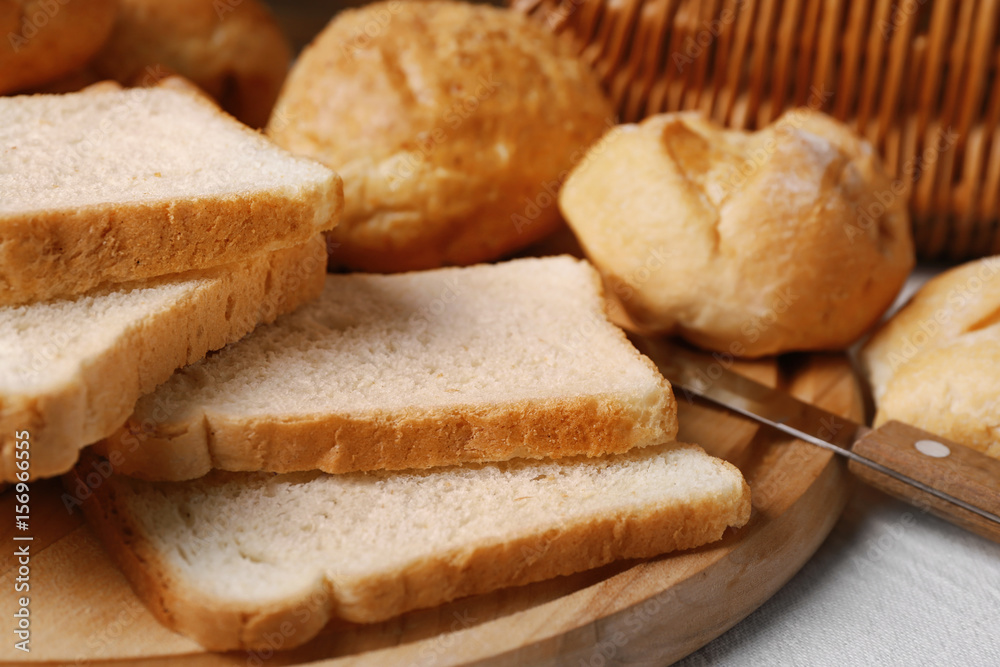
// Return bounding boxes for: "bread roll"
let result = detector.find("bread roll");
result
[0,0,116,94]
[861,256,1000,458]
[559,110,915,357]
[268,0,613,272]
[88,0,290,127]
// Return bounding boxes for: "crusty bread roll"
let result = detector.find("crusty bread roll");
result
[559,110,915,357]
[268,0,613,272]
[0,0,117,94]
[88,0,290,127]
[861,256,1000,459]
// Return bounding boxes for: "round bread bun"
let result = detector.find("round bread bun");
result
[861,257,1000,458]
[88,0,291,128]
[558,109,915,357]
[267,0,613,272]
[0,0,117,94]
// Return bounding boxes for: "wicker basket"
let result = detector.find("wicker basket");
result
[512,0,1000,261]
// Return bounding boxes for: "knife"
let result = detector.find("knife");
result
[628,333,1000,543]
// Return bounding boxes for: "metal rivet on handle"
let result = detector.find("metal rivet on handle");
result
[914,439,951,458]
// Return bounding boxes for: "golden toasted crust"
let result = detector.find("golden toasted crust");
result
[0,0,117,93]
[85,0,290,127]
[0,236,327,482]
[861,256,1000,458]
[66,445,750,651]
[267,0,613,272]
[559,109,915,357]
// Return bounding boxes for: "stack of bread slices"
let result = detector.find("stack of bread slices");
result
[2,78,750,651]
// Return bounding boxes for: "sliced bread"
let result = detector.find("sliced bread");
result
[96,256,678,480]
[0,79,343,305]
[68,442,752,650]
[0,235,326,482]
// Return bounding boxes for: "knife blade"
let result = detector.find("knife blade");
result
[628,333,1000,542]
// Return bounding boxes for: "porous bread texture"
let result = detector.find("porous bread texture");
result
[267,0,613,272]
[89,0,291,127]
[558,109,915,357]
[861,255,1000,458]
[0,0,117,93]
[69,442,752,650]
[0,236,327,482]
[98,256,677,480]
[0,81,343,305]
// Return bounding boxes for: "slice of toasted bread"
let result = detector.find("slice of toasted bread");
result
[68,442,751,650]
[0,235,326,482]
[96,256,678,480]
[0,78,342,306]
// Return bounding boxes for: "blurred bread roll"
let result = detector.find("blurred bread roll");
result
[89,0,290,127]
[267,0,613,272]
[559,110,915,357]
[0,0,116,94]
[861,257,1000,458]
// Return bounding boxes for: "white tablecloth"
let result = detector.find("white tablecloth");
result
[676,485,1000,666]
[677,266,1000,666]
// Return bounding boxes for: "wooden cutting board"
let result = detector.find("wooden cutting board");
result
[0,352,862,666]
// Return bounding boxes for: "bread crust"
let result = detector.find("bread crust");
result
[861,256,1000,458]
[0,82,343,306]
[0,0,117,93]
[100,389,678,481]
[0,236,327,482]
[0,189,336,306]
[268,0,613,272]
[67,444,751,651]
[559,110,915,357]
[89,0,290,127]
[95,255,678,481]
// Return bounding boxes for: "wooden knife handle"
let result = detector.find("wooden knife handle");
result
[848,420,1000,542]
